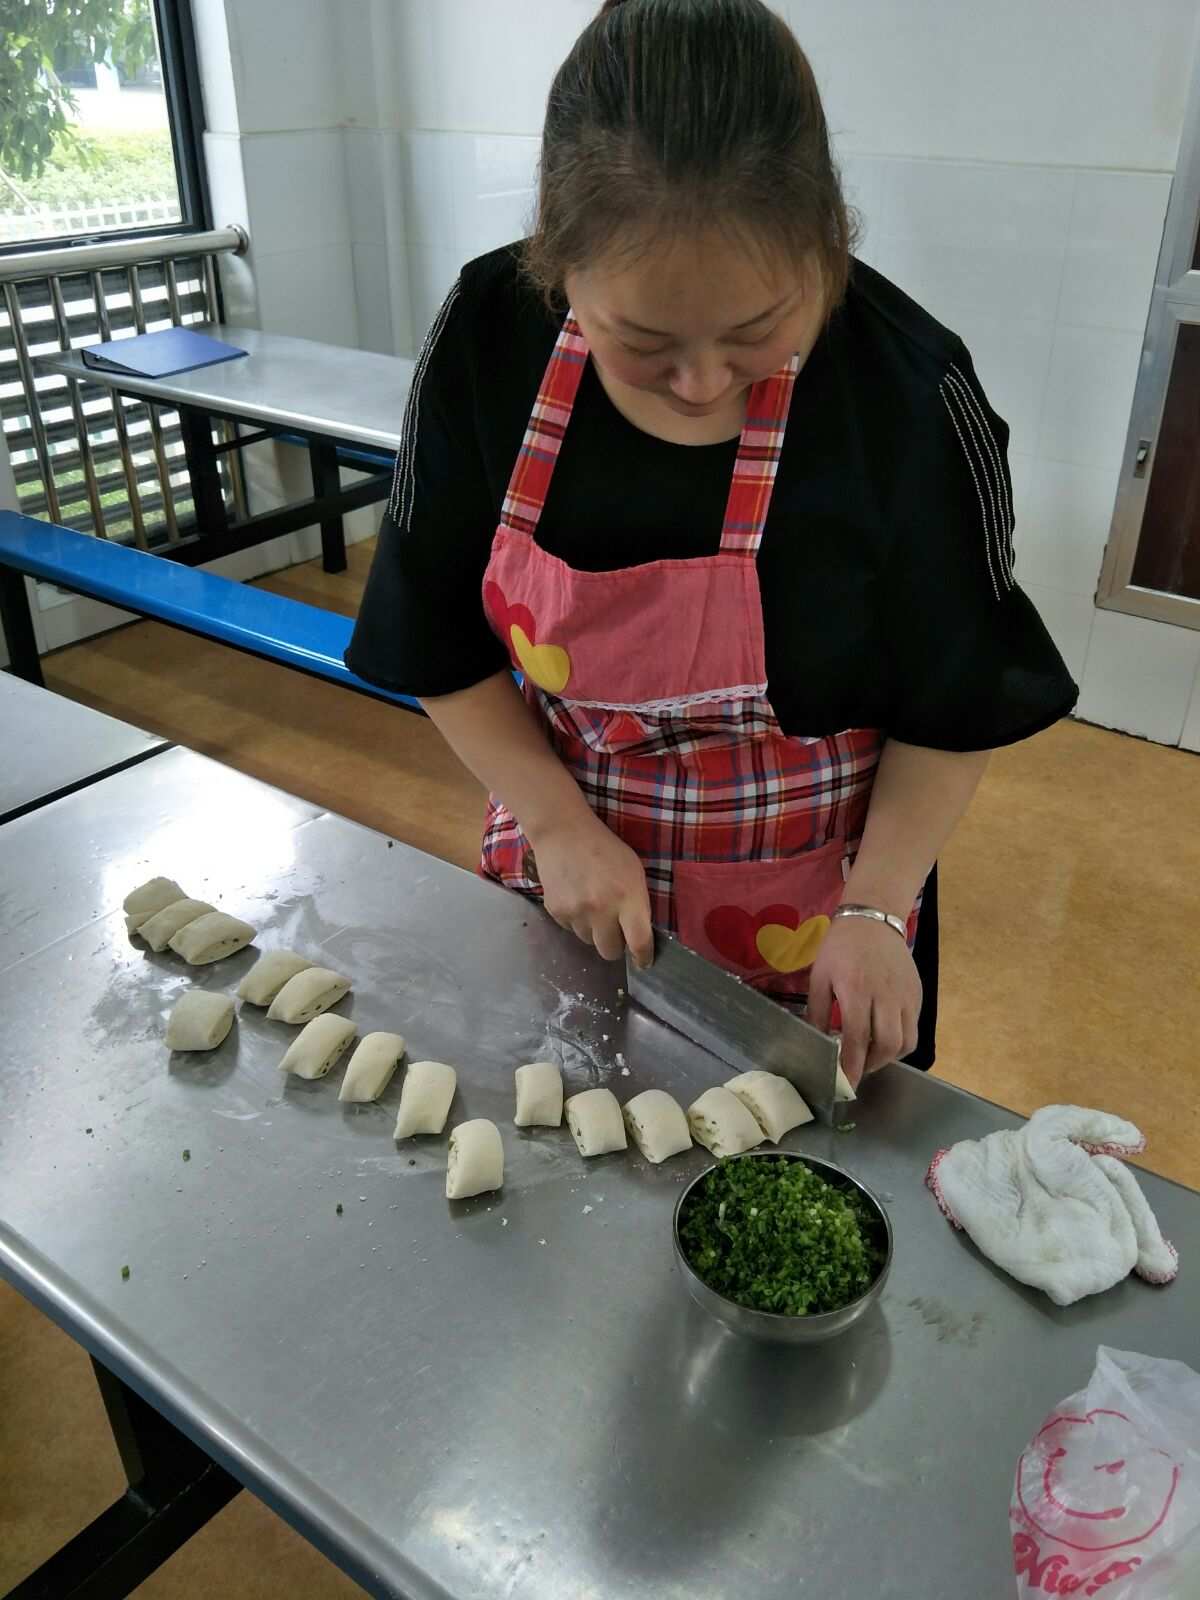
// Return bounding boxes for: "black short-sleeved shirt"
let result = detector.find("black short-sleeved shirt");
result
[347,244,1077,751]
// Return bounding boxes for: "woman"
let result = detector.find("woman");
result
[347,0,1077,1087]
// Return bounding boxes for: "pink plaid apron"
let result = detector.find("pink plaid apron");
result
[480,314,916,995]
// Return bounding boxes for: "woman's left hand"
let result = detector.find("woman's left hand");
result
[806,916,922,1088]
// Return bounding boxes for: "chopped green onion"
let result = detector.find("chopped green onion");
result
[678,1157,883,1317]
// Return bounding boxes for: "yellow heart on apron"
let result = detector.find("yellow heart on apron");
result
[510,625,571,694]
[755,915,831,973]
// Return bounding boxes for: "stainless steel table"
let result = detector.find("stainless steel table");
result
[37,326,414,574]
[0,673,167,822]
[2,750,1196,1600]
[40,326,413,455]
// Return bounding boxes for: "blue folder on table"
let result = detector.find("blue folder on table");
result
[81,327,247,379]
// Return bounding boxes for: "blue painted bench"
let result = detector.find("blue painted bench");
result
[0,511,421,710]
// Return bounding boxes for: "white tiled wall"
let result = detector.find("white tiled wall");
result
[403,131,538,335]
[853,156,1200,745]
[182,0,1200,748]
[382,0,1200,172]
[1078,610,1200,747]
[856,156,1200,747]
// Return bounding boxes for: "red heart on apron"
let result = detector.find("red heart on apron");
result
[484,581,572,693]
[705,903,801,970]
[483,580,536,642]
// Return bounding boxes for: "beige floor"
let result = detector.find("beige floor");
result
[3,541,1197,1595]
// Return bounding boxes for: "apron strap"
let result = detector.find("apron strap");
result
[719,353,800,557]
[501,314,798,553]
[500,314,589,538]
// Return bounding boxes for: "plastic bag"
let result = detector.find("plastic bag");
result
[1011,1347,1200,1597]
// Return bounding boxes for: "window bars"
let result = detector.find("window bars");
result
[1,226,249,550]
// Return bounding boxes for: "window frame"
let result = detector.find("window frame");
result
[0,0,211,261]
[1096,43,1200,630]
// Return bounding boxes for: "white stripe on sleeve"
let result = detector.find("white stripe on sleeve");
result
[387,280,462,532]
[939,364,1016,598]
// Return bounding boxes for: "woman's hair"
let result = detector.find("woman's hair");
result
[523,0,856,314]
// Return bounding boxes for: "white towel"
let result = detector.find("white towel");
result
[926,1104,1178,1308]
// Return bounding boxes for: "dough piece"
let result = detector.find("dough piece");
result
[564,1087,627,1158]
[136,898,214,953]
[446,1119,504,1199]
[238,949,315,1006]
[835,1064,857,1103]
[514,1061,564,1128]
[124,876,185,930]
[623,1089,692,1164]
[725,1071,814,1143]
[686,1086,765,1158]
[266,966,351,1024]
[393,1061,457,1138]
[339,1032,406,1103]
[166,990,234,1052]
[279,1014,356,1079]
[169,911,255,965]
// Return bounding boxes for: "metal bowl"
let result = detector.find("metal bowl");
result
[672,1151,893,1346]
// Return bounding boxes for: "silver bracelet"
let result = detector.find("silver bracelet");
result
[833,903,908,940]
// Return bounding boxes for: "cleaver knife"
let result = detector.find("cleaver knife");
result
[625,931,856,1126]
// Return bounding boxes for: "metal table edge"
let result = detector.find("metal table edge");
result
[33,348,406,456]
[0,1220,448,1600]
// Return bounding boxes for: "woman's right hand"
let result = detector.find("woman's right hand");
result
[531,812,655,967]
[417,673,654,965]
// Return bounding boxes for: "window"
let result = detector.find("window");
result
[0,1,231,551]
[0,1,207,251]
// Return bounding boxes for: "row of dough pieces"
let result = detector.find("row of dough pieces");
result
[124,876,260,964]
[397,1061,813,1202]
[127,877,846,1106]
[162,942,814,1201]
[122,877,377,1035]
[122,877,371,1036]
[131,879,816,1201]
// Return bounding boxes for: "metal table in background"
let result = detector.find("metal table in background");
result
[1,749,1197,1600]
[37,326,413,574]
[0,672,168,823]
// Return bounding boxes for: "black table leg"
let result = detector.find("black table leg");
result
[177,406,228,536]
[0,565,43,686]
[4,1358,240,1600]
[309,438,347,573]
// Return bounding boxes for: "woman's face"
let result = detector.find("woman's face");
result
[566,227,826,419]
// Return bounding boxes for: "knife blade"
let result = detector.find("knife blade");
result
[625,931,855,1126]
